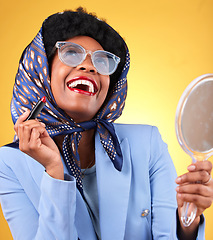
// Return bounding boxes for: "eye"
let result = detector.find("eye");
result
[94,52,110,70]
[64,49,78,57]
[61,46,83,65]
[95,57,108,66]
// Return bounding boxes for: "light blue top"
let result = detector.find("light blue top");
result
[82,165,101,239]
[0,124,205,239]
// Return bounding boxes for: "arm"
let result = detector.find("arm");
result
[149,126,177,239]
[149,127,207,239]
[0,109,79,239]
[0,152,78,240]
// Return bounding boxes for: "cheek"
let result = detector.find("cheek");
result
[50,71,60,100]
[50,71,66,107]
[50,60,60,92]
[98,76,110,107]
[102,76,110,94]
[50,62,71,97]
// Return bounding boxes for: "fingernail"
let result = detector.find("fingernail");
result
[23,110,29,115]
[40,122,46,127]
[177,193,182,198]
[176,186,180,192]
[176,177,181,183]
[187,165,196,171]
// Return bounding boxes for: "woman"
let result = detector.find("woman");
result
[0,7,212,240]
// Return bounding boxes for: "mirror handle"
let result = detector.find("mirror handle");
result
[181,201,197,227]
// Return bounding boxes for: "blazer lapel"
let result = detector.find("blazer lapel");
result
[75,191,97,240]
[95,133,131,240]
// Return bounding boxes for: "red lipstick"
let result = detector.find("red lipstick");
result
[26,96,46,120]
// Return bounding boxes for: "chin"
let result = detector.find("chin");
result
[65,109,97,123]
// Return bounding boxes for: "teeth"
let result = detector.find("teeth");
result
[68,80,94,93]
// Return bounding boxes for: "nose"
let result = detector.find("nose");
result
[76,54,97,73]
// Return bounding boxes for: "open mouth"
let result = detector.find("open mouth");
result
[67,77,98,96]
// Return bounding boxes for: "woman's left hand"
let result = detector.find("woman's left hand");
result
[175,160,213,237]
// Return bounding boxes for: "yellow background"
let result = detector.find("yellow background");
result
[0,0,213,239]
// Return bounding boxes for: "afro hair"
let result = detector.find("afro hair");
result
[42,7,127,92]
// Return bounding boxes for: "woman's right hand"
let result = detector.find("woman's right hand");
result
[14,110,64,180]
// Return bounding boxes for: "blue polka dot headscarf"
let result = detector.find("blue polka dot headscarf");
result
[11,21,130,194]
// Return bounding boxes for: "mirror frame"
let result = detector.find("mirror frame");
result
[175,73,213,161]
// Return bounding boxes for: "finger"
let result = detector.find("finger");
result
[19,124,46,152]
[176,192,212,210]
[176,193,184,208]
[176,170,210,185]
[176,194,205,219]
[17,120,45,141]
[18,124,31,151]
[28,127,47,150]
[40,128,49,137]
[14,110,30,135]
[203,175,212,185]
[176,183,211,197]
[21,119,46,129]
[187,161,212,175]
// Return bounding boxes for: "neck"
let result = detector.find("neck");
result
[54,129,96,169]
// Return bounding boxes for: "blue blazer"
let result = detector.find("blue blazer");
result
[0,124,205,239]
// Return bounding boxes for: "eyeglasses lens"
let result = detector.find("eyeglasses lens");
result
[60,45,84,67]
[58,42,119,75]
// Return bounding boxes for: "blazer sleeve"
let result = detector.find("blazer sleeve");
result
[0,147,78,240]
[148,126,177,238]
[149,126,205,240]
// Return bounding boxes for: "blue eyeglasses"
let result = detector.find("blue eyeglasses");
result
[55,41,120,75]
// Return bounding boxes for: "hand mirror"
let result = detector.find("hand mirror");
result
[175,73,213,227]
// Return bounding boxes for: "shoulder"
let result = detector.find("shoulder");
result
[113,122,154,133]
[0,144,28,185]
[113,123,169,164]
[0,143,27,174]
[0,143,44,190]
[0,142,39,174]
[0,142,23,161]
[113,123,163,144]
